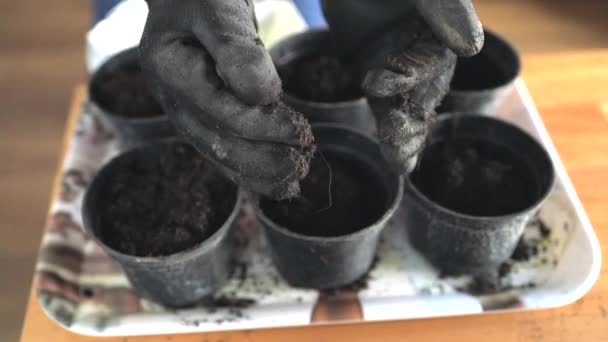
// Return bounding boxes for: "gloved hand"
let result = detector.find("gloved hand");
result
[140,0,315,200]
[323,0,484,173]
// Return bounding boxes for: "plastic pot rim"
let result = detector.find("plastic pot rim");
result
[272,29,369,108]
[449,29,522,93]
[88,47,167,122]
[254,123,404,243]
[82,142,244,265]
[406,112,555,222]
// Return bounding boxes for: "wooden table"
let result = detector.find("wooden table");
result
[20,50,608,342]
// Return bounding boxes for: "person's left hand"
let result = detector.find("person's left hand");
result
[324,0,484,173]
[140,0,315,200]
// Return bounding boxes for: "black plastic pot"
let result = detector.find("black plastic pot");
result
[82,141,242,307]
[440,30,521,115]
[270,30,377,137]
[89,47,175,148]
[255,124,403,289]
[404,114,554,275]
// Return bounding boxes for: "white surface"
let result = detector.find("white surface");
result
[85,0,307,73]
[86,0,148,73]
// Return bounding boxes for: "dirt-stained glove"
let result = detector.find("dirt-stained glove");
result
[324,0,484,173]
[140,0,315,200]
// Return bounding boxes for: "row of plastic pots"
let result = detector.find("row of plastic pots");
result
[83,29,553,308]
[89,29,520,148]
[83,116,553,307]
[84,124,400,306]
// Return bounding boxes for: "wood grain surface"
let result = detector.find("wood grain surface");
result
[20,51,608,342]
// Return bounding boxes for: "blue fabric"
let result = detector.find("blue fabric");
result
[93,0,123,23]
[293,0,327,28]
[93,0,328,27]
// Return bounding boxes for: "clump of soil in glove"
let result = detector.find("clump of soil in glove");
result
[261,152,387,237]
[94,62,164,118]
[279,54,363,102]
[101,143,236,256]
[412,139,537,216]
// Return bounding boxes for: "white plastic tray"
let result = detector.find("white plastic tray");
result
[34,79,601,336]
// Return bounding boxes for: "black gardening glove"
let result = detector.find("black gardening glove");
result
[140,0,315,200]
[324,0,484,173]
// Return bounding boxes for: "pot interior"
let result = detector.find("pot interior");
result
[87,142,237,257]
[260,149,390,237]
[410,115,553,217]
[260,125,400,238]
[450,30,520,91]
[278,53,364,103]
[273,32,364,103]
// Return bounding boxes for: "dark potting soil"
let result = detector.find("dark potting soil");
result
[512,216,552,262]
[511,239,539,262]
[94,62,164,118]
[261,152,388,237]
[200,296,256,309]
[279,54,363,102]
[101,143,236,257]
[450,52,510,91]
[411,138,538,216]
[449,216,551,295]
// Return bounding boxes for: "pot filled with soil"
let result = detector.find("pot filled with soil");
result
[89,47,175,147]
[270,30,377,137]
[439,30,520,115]
[83,141,242,307]
[255,124,403,289]
[405,114,554,275]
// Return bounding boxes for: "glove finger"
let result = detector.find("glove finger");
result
[157,90,306,200]
[380,128,426,173]
[363,38,456,97]
[416,0,484,57]
[404,61,455,120]
[147,42,313,148]
[374,64,453,174]
[375,104,427,174]
[362,69,411,98]
[392,54,455,121]
[377,109,427,145]
[169,104,312,183]
[189,0,281,105]
[215,163,301,200]
[241,177,301,201]
[417,61,457,118]
[177,132,301,200]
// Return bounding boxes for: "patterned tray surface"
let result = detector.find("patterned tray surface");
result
[35,80,601,336]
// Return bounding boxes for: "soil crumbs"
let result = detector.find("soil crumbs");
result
[262,152,388,237]
[96,62,164,118]
[102,143,234,257]
[412,138,538,216]
[279,54,363,102]
[446,216,554,296]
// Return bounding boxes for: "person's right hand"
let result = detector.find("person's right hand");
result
[139,0,315,200]
[323,0,483,174]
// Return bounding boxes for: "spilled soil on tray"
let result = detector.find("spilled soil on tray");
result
[412,138,538,216]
